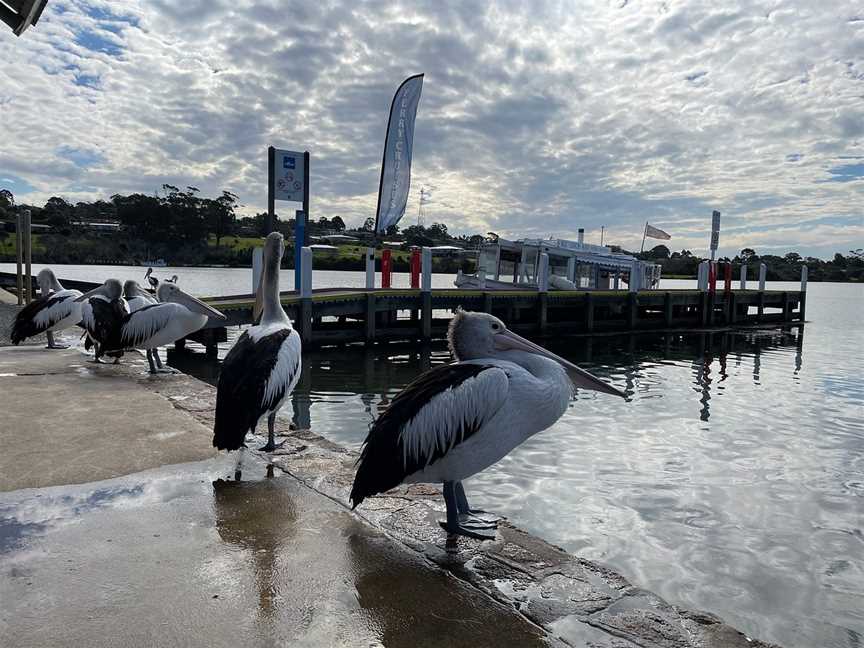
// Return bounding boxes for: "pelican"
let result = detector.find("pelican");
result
[124,280,157,312]
[144,267,159,291]
[76,278,128,363]
[123,280,164,370]
[213,231,301,454]
[84,281,226,373]
[350,311,626,540]
[10,269,83,348]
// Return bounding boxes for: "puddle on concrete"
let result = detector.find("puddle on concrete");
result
[0,456,548,647]
[550,614,640,647]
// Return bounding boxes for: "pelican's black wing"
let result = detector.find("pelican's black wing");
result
[350,362,510,508]
[212,326,301,451]
[10,293,76,344]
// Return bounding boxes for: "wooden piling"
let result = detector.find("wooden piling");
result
[585,293,595,332]
[663,292,673,327]
[365,293,376,342]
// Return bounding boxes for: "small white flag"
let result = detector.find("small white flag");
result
[645,224,671,240]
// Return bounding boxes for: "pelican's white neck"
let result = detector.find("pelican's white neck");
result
[261,254,289,326]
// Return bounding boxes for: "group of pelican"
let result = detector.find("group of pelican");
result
[11,267,225,373]
[10,232,625,540]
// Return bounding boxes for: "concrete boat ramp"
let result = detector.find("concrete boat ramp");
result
[0,343,779,648]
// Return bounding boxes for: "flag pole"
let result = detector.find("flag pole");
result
[640,222,647,254]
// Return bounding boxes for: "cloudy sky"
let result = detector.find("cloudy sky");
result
[1,0,861,258]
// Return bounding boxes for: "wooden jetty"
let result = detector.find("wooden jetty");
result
[0,271,806,355]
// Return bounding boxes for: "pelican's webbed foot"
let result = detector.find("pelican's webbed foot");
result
[258,439,286,452]
[438,519,497,540]
[442,481,498,541]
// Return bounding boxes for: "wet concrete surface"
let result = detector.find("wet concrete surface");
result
[1,458,547,648]
[0,345,216,491]
[0,345,781,647]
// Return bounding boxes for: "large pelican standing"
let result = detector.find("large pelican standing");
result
[77,278,128,363]
[10,269,82,348]
[213,232,301,454]
[350,311,626,539]
[80,281,226,373]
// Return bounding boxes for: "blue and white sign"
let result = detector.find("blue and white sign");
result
[375,74,424,234]
[273,149,304,201]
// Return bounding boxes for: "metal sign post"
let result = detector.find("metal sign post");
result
[710,210,721,261]
[267,146,310,290]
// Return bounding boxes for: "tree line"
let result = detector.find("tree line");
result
[0,187,861,280]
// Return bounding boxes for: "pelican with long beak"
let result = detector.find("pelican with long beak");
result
[76,278,128,362]
[350,310,626,540]
[213,232,301,456]
[83,281,226,373]
[10,269,83,348]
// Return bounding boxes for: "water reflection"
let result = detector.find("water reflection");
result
[346,529,547,648]
[213,466,296,621]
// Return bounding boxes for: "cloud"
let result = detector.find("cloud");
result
[0,0,861,259]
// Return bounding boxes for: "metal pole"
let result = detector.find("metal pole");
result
[640,222,647,253]
[252,247,263,293]
[421,247,432,340]
[15,211,23,305]
[365,247,375,289]
[300,246,312,298]
[800,265,808,292]
[267,146,275,234]
[600,225,605,247]
[302,151,310,246]
[537,252,549,292]
[740,263,747,290]
[23,209,32,303]
[758,263,767,291]
[294,210,305,291]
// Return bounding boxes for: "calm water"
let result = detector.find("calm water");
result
[4,263,862,647]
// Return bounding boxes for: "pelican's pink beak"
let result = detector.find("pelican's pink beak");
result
[494,329,626,398]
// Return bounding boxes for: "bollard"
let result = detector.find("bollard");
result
[757,263,767,321]
[15,211,23,305]
[409,248,421,289]
[365,247,375,289]
[252,247,263,294]
[381,249,392,289]
[537,253,549,292]
[724,262,732,295]
[420,247,432,339]
[708,261,717,294]
[740,263,747,290]
[300,246,313,343]
[800,265,808,320]
[23,209,32,303]
[538,253,549,332]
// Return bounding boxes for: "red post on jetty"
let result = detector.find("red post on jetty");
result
[724,262,732,295]
[409,248,421,288]
[708,261,717,294]
[381,249,392,288]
